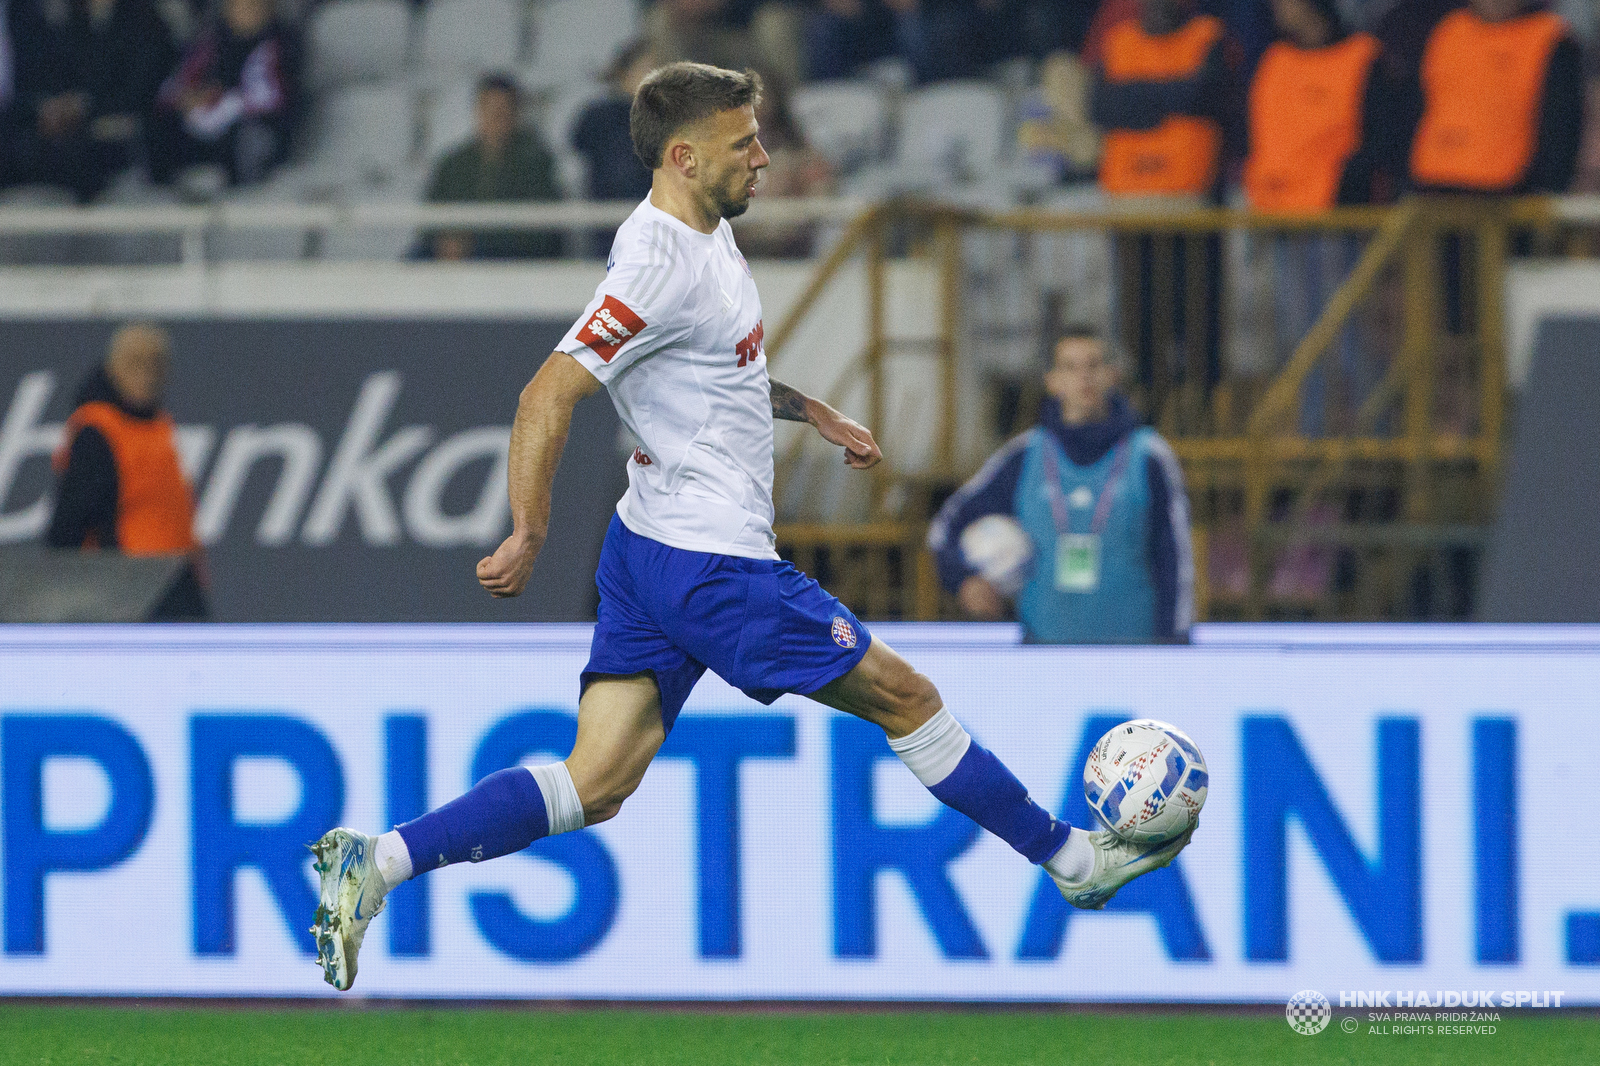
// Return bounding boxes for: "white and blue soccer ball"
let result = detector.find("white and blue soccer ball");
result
[958,514,1034,598]
[1083,719,1208,844]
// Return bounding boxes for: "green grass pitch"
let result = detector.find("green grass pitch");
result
[0,1004,1593,1066]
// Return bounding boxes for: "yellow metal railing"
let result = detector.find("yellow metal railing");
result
[771,195,1564,622]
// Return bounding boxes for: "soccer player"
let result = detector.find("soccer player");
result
[310,62,1193,991]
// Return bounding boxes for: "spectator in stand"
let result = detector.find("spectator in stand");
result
[147,0,301,189]
[47,322,209,621]
[928,326,1194,644]
[7,0,175,201]
[1372,0,1463,95]
[1092,0,1235,402]
[1409,0,1579,432]
[1409,0,1582,195]
[1245,0,1403,435]
[421,73,562,261]
[805,0,1014,84]
[1246,0,1396,211]
[644,0,804,86]
[1017,50,1102,182]
[573,42,657,204]
[572,42,657,256]
[804,0,897,79]
[1093,0,1232,204]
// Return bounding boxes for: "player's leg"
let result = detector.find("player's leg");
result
[310,673,666,990]
[809,638,1192,910]
[809,639,1072,864]
[376,673,665,879]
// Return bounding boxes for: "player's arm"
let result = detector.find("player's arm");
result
[770,379,882,470]
[477,351,602,598]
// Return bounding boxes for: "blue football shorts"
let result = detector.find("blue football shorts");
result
[581,514,872,730]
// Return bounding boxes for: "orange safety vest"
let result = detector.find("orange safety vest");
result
[53,400,198,555]
[1098,15,1225,196]
[1244,33,1381,212]
[1410,9,1568,191]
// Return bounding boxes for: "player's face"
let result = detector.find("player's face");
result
[1045,338,1116,425]
[694,105,770,220]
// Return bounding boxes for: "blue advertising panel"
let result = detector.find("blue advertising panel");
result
[0,623,1595,1003]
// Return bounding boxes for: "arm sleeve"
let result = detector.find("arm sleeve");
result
[46,426,119,549]
[1527,36,1583,194]
[926,434,1030,594]
[555,225,698,384]
[1143,438,1194,642]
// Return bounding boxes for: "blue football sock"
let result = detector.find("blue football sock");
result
[395,767,550,875]
[888,708,1070,863]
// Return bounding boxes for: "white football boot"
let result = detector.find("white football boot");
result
[310,828,387,991]
[1050,825,1196,911]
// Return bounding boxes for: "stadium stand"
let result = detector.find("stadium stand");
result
[306,0,412,91]
[417,0,523,83]
[521,0,641,93]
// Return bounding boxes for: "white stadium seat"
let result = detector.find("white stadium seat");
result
[301,82,418,190]
[790,81,888,175]
[895,80,1010,172]
[418,0,523,79]
[420,79,479,165]
[523,0,639,90]
[308,0,412,90]
[541,81,608,196]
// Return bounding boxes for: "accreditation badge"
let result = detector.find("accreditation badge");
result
[1054,533,1100,592]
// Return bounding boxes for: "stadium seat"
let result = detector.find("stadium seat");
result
[418,0,524,81]
[540,82,607,196]
[308,0,412,91]
[790,81,888,176]
[296,82,418,194]
[420,79,479,166]
[522,0,639,91]
[895,81,1010,174]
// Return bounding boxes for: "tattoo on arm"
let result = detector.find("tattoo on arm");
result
[770,380,811,423]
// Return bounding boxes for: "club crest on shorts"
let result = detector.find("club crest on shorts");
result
[831,615,857,649]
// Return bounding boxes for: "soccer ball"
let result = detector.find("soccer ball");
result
[958,514,1034,597]
[1083,719,1208,844]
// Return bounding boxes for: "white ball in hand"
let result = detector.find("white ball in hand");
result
[958,514,1034,598]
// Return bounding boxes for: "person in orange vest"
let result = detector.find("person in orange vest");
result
[1245,0,1397,212]
[46,322,209,620]
[1410,0,1582,194]
[1092,0,1233,201]
[1244,0,1405,437]
[1091,0,1237,406]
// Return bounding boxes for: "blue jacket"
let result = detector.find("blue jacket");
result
[928,395,1193,642]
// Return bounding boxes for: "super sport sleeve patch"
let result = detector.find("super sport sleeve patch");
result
[577,296,648,363]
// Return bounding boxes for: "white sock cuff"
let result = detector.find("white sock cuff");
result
[886,708,972,787]
[528,762,585,836]
[374,829,413,889]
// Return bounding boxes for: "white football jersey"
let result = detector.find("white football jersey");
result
[558,198,776,559]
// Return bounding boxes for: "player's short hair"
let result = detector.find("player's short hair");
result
[476,72,520,104]
[630,62,763,170]
[1051,324,1129,372]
